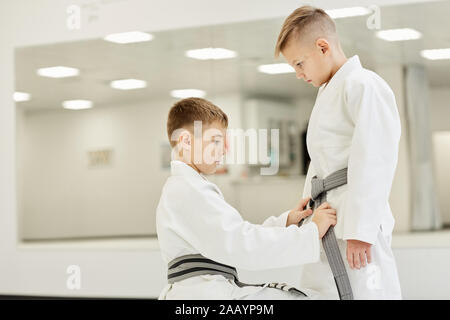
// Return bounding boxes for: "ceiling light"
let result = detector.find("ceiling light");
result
[325,7,371,19]
[185,48,237,60]
[170,89,206,99]
[110,79,147,90]
[62,100,93,110]
[103,31,153,44]
[376,28,422,41]
[421,48,450,60]
[257,63,295,74]
[13,92,31,102]
[37,66,79,78]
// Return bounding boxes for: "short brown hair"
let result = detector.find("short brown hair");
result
[167,97,228,147]
[275,6,336,57]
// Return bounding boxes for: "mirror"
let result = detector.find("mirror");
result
[15,0,450,241]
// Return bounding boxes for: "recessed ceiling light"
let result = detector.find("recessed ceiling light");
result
[13,92,31,102]
[257,63,295,75]
[376,28,422,41]
[37,66,79,78]
[103,31,153,44]
[185,48,237,60]
[110,79,147,90]
[170,89,206,99]
[421,48,450,60]
[325,7,371,19]
[62,100,93,110]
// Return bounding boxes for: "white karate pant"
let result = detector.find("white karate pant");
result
[240,287,320,300]
[299,228,402,300]
[161,274,319,300]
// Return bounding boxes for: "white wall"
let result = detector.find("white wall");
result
[430,88,450,225]
[430,88,450,131]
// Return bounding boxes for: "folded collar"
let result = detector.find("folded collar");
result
[317,55,362,99]
[170,160,206,181]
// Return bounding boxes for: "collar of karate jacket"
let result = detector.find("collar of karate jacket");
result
[170,160,225,198]
[170,160,207,181]
[317,55,362,101]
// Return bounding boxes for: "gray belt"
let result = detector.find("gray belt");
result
[299,167,353,300]
[167,254,307,297]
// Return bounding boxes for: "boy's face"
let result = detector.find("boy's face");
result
[281,37,332,87]
[189,121,227,175]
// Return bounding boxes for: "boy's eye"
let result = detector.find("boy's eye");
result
[296,62,303,68]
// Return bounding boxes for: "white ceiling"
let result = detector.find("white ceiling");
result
[15,0,450,111]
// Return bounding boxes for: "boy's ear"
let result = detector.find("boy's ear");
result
[179,130,192,150]
[316,38,329,54]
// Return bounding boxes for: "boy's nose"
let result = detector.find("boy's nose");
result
[296,71,305,80]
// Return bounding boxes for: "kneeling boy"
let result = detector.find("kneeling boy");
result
[156,97,337,299]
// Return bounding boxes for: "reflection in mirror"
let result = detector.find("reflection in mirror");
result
[15,1,450,241]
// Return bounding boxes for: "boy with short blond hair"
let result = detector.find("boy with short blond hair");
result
[275,6,402,299]
[156,97,338,299]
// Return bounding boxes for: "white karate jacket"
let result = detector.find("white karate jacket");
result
[302,55,401,245]
[156,160,320,299]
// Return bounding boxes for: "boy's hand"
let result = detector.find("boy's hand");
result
[346,240,372,269]
[286,197,313,227]
[311,202,337,238]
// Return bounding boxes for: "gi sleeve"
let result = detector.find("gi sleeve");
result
[166,179,321,271]
[261,210,290,227]
[342,75,401,244]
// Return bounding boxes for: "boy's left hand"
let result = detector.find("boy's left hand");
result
[346,239,372,269]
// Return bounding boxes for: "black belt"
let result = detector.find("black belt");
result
[167,254,307,297]
[299,167,353,300]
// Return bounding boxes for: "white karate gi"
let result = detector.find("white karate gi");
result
[156,160,321,300]
[298,55,402,299]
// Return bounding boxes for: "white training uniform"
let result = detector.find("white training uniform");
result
[298,55,402,299]
[156,160,321,300]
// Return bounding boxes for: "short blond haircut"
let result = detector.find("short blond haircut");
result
[275,6,337,57]
[167,97,228,148]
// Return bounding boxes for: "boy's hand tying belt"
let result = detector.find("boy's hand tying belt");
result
[286,196,313,227]
[346,239,372,269]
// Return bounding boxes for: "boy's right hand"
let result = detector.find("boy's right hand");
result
[311,202,337,239]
